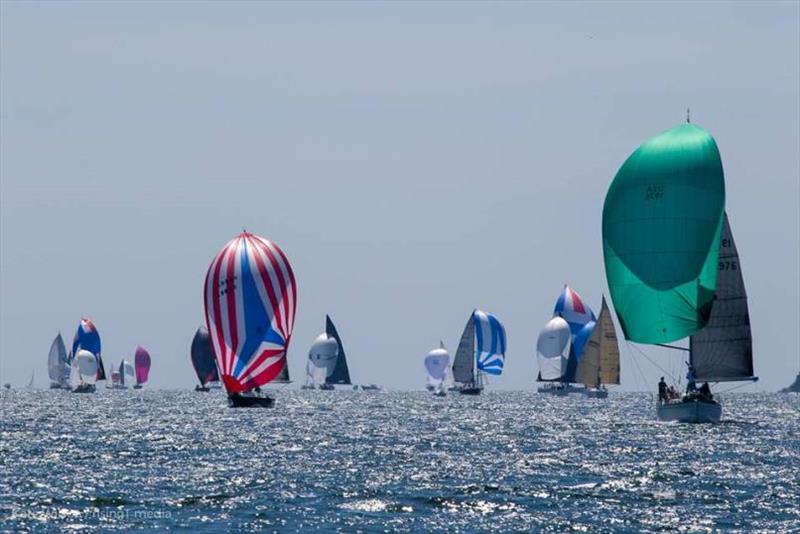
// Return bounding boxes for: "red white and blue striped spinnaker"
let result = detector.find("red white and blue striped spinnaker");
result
[204,232,297,393]
[553,285,595,337]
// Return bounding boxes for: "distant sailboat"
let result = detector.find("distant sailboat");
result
[70,349,98,393]
[536,317,572,395]
[118,360,135,389]
[425,342,450,396]
[323,315,352,390]
[134,346,151,389]
[204,231,297,407]
[574,298,621,398]
[307,332,339,389]
[191,326,219,391]
[72,318,105,383]
[48,333,69,389]
[602,122,755,423]
[26,371,34,390]
[451,309,506,395]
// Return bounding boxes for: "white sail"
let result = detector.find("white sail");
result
[424,344,450,386]
[119,360,135,387]
[74,349,99,385]
[308,333,338,383]
[48,334,68,385]
[537,317,571,381]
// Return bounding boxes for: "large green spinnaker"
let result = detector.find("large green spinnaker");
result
[602,123,725,344]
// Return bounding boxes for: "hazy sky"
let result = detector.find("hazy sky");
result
[2,1,798,391]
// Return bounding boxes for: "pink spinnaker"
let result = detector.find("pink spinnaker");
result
[134,345,151,385]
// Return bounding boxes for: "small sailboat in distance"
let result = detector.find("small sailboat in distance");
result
[204,231,297,407]
[48,333,69,389]
[451,309,506,395]
[323,315,352,389]
[574,298,621,398]
[70,349,98,393]
[191,326,219,391]
[602,121,754,422]
[72,318,106,384]
[425,342,450,396]
[536,317,572,394]
[134,346,151,389]
[118,360,135,389]
[307,332,338,389]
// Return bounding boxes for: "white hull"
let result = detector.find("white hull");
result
[657,399,721,423]
[537,383,584,396]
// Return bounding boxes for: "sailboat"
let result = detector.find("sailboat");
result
[204,231,297,408]
[322,315,353,390]
[306,332,339,389]
[574,298,621,398]
[48,333,69,389]
[133,346,151,389]
[72,318,106,384]
[425,342,450,396]
[70,349,98,393]
[118,360,135,389]
[191,326,219,391]
[602,121,756,423]
[536,286,596,395]
[26,371,34,390]
[451,309,507,395]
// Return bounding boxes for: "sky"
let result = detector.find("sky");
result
[1,1,798,391]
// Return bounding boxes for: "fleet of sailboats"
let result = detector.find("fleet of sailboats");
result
[24,120,774,424]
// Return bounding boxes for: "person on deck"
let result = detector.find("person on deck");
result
[698,382,713,401]
[686,363,697,394]
[658,376,668,404]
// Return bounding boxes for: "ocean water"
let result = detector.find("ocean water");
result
[1,390,798,533]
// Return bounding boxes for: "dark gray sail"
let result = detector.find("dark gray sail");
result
[273,357,291,383]
[690,213,755,382]
[325,315,352,385]
[191,326,219,386]
[452,315,475,384]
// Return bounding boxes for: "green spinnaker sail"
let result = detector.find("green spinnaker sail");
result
[602,123,725,344]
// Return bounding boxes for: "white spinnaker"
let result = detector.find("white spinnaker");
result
[308,333,338,380]
[75,350,99,385]
[536,317,571,381]
[425,347,450,385]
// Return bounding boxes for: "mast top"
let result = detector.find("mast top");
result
[686,107,691,123]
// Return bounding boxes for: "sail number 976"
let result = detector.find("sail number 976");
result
[719,260,738,271]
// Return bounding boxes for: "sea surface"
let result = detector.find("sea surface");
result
[1,390,798,533]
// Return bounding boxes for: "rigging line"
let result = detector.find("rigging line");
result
[623,341,649,392]
[628,342,679,384]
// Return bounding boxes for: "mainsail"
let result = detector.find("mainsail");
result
[204,232,297,393]
[325,316,351,385]
[537,317,571,381]
[689,213,755,382]
[574,298,621,386]
[191,326,219,386]
[452,314,475,385]
[134,346,151,386]
[602,123,726,343]
[119,360,135,387]
[72,318,106,381]
[474,309,507,376]
[48,333,68,386]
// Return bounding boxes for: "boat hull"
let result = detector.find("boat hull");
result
[584,388,609,399]
[133,385,143,390]
[458,387,482,396]
[228,394,275,408]
[657,399,721,423]
[319,383,335,391]
[195,385,210,392]
[49,383,65,389]
[72,384,95,393]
